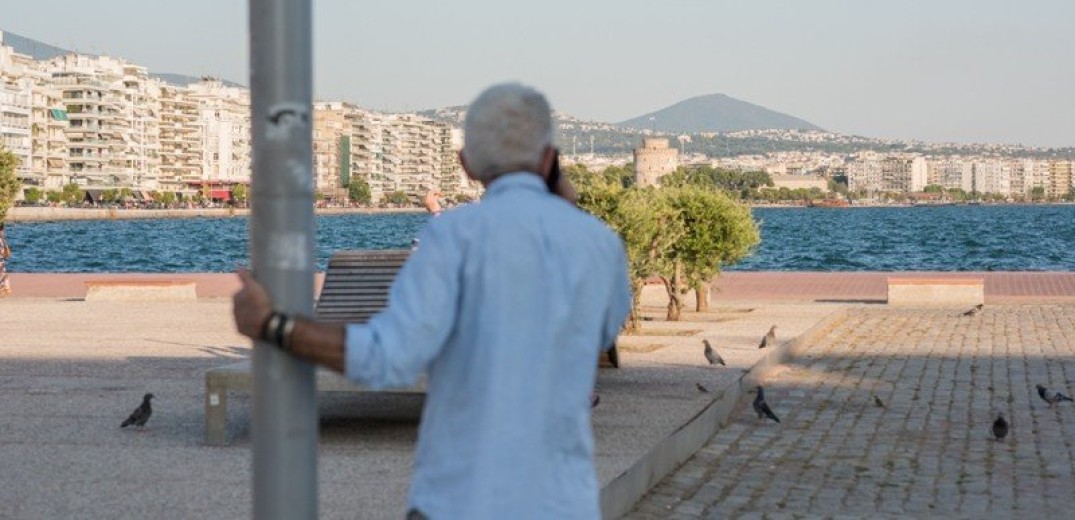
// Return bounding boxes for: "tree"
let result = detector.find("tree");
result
[60,183,84,206]
[0,147,19,221]
[576,184,683,332]
[24,187,42,204]
[46,191,62,203]
[385,190,409,206]
[657,187,759,319]
[231,184,248,206]
[348,178,371,205]
[1031,186,1046,202]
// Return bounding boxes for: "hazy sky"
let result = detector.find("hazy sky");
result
[3,1,1073,147]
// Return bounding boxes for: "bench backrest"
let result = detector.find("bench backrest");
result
[314,249,411,324]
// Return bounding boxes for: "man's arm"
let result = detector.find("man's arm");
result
[232,217,463,388]
[232,268,347,373]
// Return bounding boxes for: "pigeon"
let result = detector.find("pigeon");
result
[962,304,984,317]
[874,394,885,408]
[696,383,710,393]
[752,386,780,423]
[992,412,1009,441]
[758,325,777,349]
[703,339,726,366]
[1036,384,1074,404]
[121,393,154,429]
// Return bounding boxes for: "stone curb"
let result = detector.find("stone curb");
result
[599,307,851,519]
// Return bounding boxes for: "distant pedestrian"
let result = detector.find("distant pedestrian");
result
[0,222,11,297]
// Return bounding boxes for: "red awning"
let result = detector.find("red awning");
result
[209,189,232,200]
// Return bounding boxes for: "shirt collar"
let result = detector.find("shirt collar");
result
[482,172,548,199]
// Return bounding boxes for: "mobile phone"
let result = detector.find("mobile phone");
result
[546,151,561,193]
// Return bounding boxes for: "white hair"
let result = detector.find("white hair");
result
[462,83,553,182]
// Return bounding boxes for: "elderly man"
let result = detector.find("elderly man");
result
[233,82,631,518]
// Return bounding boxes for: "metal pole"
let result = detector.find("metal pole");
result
[248,0,317,518]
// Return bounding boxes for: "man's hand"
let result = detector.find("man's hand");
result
[233,268,273,340]
[423,190,443,215]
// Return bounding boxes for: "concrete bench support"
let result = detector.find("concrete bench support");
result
[886,277,984,307]
[205,360,424,446]
[84,279,197,301]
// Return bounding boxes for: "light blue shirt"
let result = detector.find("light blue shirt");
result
[345,172,631,519]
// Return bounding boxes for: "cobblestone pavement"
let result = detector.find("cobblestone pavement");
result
[626,305,1075,518]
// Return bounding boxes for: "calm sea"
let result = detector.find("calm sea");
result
[5,205,1075,272]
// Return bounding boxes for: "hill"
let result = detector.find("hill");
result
[617,93,823,133]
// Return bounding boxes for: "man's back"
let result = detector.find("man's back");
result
[346,173,630,518]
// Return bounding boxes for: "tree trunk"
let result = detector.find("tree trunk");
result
[694,281,709,312]
[625,279,645,334]
[664,261,684,321]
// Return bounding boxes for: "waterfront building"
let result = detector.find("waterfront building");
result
[1048,160,1073,198]
[313,101,356,203]
[350,111,469,204]
[972,160,1011,196]
[926,158,973,192]
[633,137,678,187]
[45,54,162,197]
[0,63,33,186]
[846,152,882,193]
[1022,159,1051,196]
[157,83,203,195]
[187,79,250,188]
[881,156,927,193]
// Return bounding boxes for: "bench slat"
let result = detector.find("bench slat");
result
[314,249,411,322]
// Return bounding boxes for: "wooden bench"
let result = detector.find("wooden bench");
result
[84,278,197,302]
[204,250,413,445]
[204,248,621,445]
[886,277,985,307]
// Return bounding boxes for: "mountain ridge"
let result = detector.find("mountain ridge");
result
[617,93,823,133]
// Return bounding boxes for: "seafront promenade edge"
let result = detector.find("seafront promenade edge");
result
[5,205,424,222]
[6,271,1075,302]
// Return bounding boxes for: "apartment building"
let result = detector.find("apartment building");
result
[45,53,162,194]
[1048,160,1073,198]
[1013,159,1051,196]
[312,101,356,202]
[846,152,882,192]
[0,46,33,186]
[882,156,927,193]
[157,83,202,194]
[926,158,973,192]
[350,111,467,203]
[972,160,1011,196]
[187,79,250,185]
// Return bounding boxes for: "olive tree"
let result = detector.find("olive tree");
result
[575,180,683,333]
[657,186,759,319]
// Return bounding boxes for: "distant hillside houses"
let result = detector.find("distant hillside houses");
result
[0,31,475,204]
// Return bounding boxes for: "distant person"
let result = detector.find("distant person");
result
[232,82,631,519]
[0,222,10,296]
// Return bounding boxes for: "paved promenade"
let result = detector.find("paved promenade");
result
[627,305,1075,518]
[2,273,1073,518]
